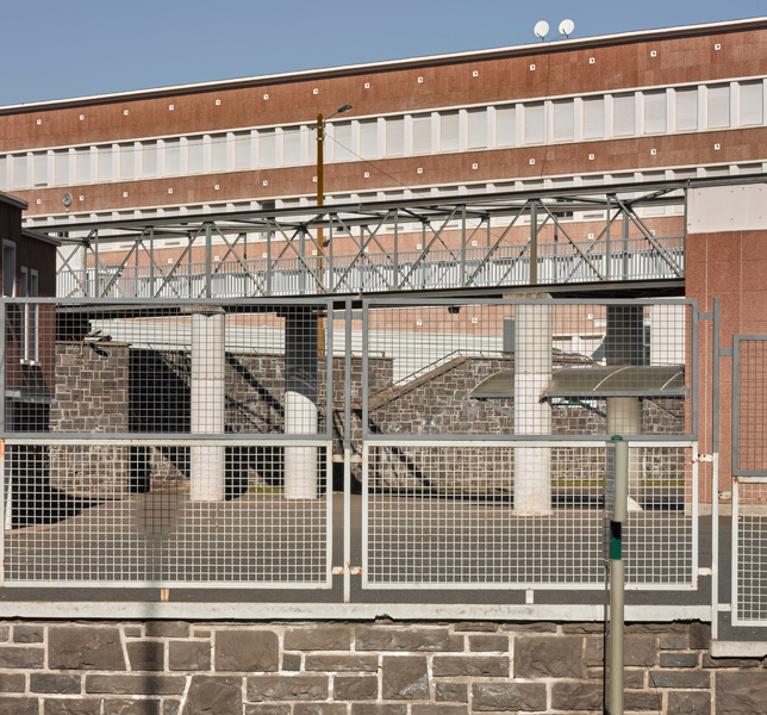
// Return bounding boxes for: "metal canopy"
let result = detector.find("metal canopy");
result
[471,365,686,399]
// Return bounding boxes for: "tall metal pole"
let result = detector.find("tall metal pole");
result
[530,200,538,286]
[316,113,326,355]
[608,435,628,715]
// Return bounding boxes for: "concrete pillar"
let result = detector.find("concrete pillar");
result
[513,295,552,514]
[189,309,226,502]
[284,309,319,500]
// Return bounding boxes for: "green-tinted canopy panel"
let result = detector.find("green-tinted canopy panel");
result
[471,365,686,399]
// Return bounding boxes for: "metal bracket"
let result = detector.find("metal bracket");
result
[698,311,714,320]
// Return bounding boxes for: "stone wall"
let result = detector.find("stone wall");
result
[0,619,761,714]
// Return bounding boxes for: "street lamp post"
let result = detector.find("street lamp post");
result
[315,104,352,355]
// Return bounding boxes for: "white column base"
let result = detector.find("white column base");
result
[284,391,319,500]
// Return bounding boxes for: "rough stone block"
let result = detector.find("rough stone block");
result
[0,673,25,692]
[412,707,468,715]
[356,627,462,652]
[144,622,190,638]
[169,640,211,671]
[305,654,378,672]
[244,706,291,715]
[624,635,657,666]
[334,675,378,700]
[717,671,767,714]
[702,653,761,668]
[0,698,37,715]
[688,622,711,649]
[648,670,710,689]
[435,682,468,702]
[452,622,498,632]
[284,627,351,651]
[44,701,101,715]
[215,630,279,672]
[30,673,81,694]
[660,633,688,649]
[468,634,508,652]
[381,656,428,700]
[103,700,163,715]
[183,675,242,715]
[0,626,8,641]
[514,636,583,678]
[247,675,328,702]
[0,646,44,668]
[13,625,44,643]
[668,691,712,714]
[293,706,348,715]
[551,682,602,710]
[163,702,180,715]
[472,683,547,712]
[49,626,126,670]
[281,653,301,671]
[351,706,406,715]
[432,656,509,677]
[624,690,662,711]
[85,674,186,695]
[659,651,699,668]
[128,641,165,671]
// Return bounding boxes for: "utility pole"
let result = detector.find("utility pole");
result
[315,104,352,356]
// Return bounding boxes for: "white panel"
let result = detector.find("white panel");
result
[440,111,460,151]
[333,122,353,161]
[119,144,134,180]
[54,150,70,185]
[495,106,516,146]
[688,185,767,233]
[142,142,157,177]
[740,81,764,126]
[0,156,6,190]
[467,108,487,149]
[675,88,698,131]
[33,152,48,186]
[359,119,378,158]
[553,99,575,141]
[412,113,431,154]
[283,127,302,166]
[644,90,667,134]
[385,117,404,156]
[75,147,91,184]
[211,135,228,171]
[97,146,113,181]
[613,93,635,137]
[234,131,252,170]
[708,84,731,128]
[583,97,605,139]
[524,103,545,144]
[258,129,277,167]
[188,137,204,174]
[12,154,28,189]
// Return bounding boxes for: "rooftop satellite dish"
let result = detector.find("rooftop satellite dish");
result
[534,20,550,40]
[559,18,575,37]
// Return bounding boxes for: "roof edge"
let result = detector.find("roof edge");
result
[2,16,767,114]
[0,191,28,210]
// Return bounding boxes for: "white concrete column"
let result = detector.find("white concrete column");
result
[513,297,552,514]
[284,309,319,500]
[189,309,226,502]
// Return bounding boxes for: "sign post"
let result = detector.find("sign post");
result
[607,435,628,715]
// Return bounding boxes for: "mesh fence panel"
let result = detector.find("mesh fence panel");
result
[734,480,767,624]
[364,444,694,588]
[734,338,767,475]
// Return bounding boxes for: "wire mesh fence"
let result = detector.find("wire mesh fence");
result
[733,336,767,476]
[733,478,767,625]
[363,442,695,589]
[2,298,334,587]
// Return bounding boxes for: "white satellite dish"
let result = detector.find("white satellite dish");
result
[534,20,550,40]
[559,18,575,37]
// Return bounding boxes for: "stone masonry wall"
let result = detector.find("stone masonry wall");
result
[0,619,762,714]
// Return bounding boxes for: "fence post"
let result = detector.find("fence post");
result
[607,435,628,715]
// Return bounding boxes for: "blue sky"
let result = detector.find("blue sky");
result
[1,0,765,105]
